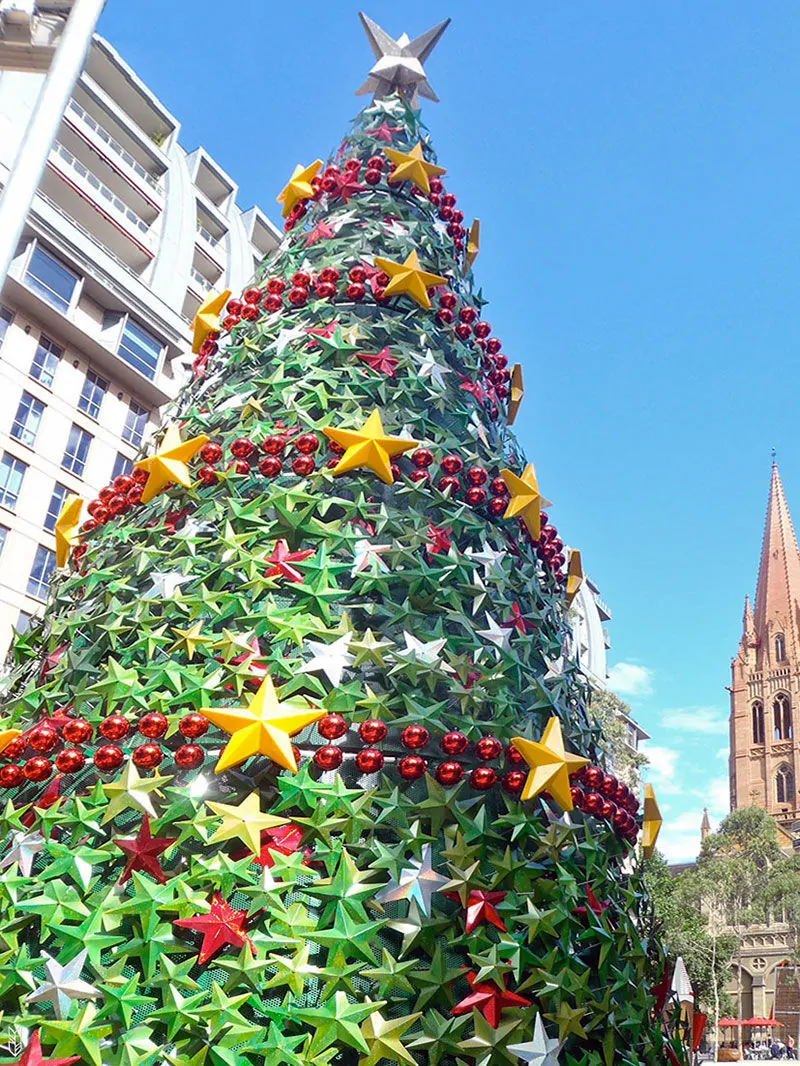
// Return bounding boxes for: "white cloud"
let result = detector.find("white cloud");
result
[607,662,654,697]
[659,705,729,734]
[641,743,681,793]
[715,747,729,760]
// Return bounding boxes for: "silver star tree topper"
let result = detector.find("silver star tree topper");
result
[356,12,450,105]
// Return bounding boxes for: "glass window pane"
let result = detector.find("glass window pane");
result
[30,336,62,388]
[118,319,162,380]
[78,369,108,420]
[10,392,45,447]
[27,544,55,600]
[0,526,7,555]
[122,400,148,447]
[111,452,133,480]
[0,306,13,349]
[23,246,78,314]
[61,424,91,477]
[0,453,27,509]
[16,611,31,634]
[44,482,70,533]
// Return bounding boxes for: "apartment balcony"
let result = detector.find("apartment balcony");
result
[188,267,214,298]
[195,222,226,271]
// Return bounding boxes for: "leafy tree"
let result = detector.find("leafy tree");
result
[589,686,647,789]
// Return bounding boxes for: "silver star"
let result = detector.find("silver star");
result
[298,633,355,687]
[508,1013,562,1065]
[467,411,490,448]
[356,12,450,105]
[544,655,566,681]
[142,572,192,599]
[477,613,513,653]
[0,830,45,876]
[411,348,451,390]
[329,210,359,233]
[469,570,489,615]
[375,844,448,917]
[383,218,410,238]
[26,949,99,1020]
[465,542,507,580]
[271,326,306,356]
[395,632,454,672]
[351,539,392,576]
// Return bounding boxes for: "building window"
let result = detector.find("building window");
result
[122,400,148,447]
[0,526,7,555]
[15,611,31,634]
[30,335,62,388]
[44,482,70,533]
[0,453,27,509]
[10,392,45,447]
[111,452,133,480]
[118,319,162,380]
[61,424,92,477]
[78,369,108,420]
[23,245,78,314]
[752,701,765,745]
[776,634,787,662]
[776,763,795,805]
[27,545,55,600]
[774,693,792,741]
[0,306,13,349]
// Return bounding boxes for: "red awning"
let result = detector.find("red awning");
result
[743,1018,784,1027]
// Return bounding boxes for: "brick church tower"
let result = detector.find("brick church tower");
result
[730,462,800,826]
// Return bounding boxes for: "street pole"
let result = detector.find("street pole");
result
[0,0,106,290]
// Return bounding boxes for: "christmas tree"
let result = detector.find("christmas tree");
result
[0,14,679,1066]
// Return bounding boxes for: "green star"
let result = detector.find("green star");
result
[294,991,382,1056]
[39,1002,113,1066]
[362,948,418,998]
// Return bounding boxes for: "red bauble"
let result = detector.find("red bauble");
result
[466,466,488,486]
[440,731,469,755]
[226,298,243,314]
[398,755,426,780]
[440,454,464,475]
[197,465,218,486]
[81,518,98,533]
[436,761,464,786]
[266,277,286,295]
[262,435,288,455]
[487,497,507,517]
[133,744,163,770]
[292,455,315,476]
[459,306,478,324]
[55,748,85,773]
[107,494,129,517]
[600,774,618,798]
[27,725,59,754]
[199,442,223,464]
[291,270,312,288]
[346,282,366,301]
[315,281,336,300]
[440,192,457,208]
[313,745,343,771]
[474,736,502,761]
[0,764,23,787]
[230,459,250,476]
[1,737,25,760]
[138,712,168,739]
[94,745,124,772]
[438,206,454,222]
[583,766,604,791]
[243,287,261,305]
[240,304,259,322]
[613,807,629,831]
[263,293,283,313]
[570,785,585,808]
[485,337,502,355]
[439,292,458,310]
[259,456,282,478]
[24,757,52,782]
[287,286,308,307]
[221,314,240,331]
[62,718,92,744]
[230,438,255,459]
[366,155,385,170]
[474,321,491,339]
[344,158,360,172]
[100,715,130,741]
[355,748,385,774]
[318,714,348,740]
[465,487,487,507]
[390,463,401,481]
[99,486,114,504]
[295,433,319,455]
[113,474,134,494]
[489,477,508,496]
[583,790,604,815]
[408,470,430,485]
[179,713,209,739]
[348,266,367,283]
[437,475,461,496]
[454,323,472,342]
[174,744,204,770]
[411,448,434,469]
[615,782,630,806]
[436,308,454,325]
[87,500,107,520]
[429,177,444,194]
[364,167,381,185]
[358,719,387,744]
[600,799,615,820]
[469,766,497,791]
[401,725,429,750]
[502,769,526,795]
[319,267,340,284]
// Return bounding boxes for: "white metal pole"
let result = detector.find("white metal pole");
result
[0,0,106,289]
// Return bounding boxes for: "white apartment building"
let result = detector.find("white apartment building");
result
[0,31,279,653]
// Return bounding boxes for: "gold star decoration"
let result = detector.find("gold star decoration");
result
[466,218,480,267]
[134,425,210,505]
[54,493,83,568]
[276,159,323,218]
[200,674,325,774]
[171,621,215,660]
[101,762,171,824]
[206,791,289,855]
[499,463,552,540]
[359,1006,422,1066]
[641,783,662,859]
[384,141,446,194]
[511,716,589,810]
[506,363,523,426]
[191,289,231,354]
[565,549,584,608]
[372,250,447,309]
[323,409,418,485]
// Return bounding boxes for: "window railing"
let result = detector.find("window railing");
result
[190,267,213,294]
[196,222,221,249]
[36,190,136,276]
[51,141,151,237]
[67,100,163,193]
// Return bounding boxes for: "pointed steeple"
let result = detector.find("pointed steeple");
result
[752,462,800,663]
[700,808,711,843]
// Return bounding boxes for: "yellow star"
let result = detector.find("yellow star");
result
[511,716,589,810]
[200,674,325,774]
[134,425,210,505]
[641,783,662,859]
[323,409,418,485]
[499,463,552,540]
[101,762,171,824]
[276,159,323,218]
[373,250,447,309]
[206,791,288,855]
[384,141,446,194]
[359,1008,422,1066]
[466,218,480,267]
[171,621,214,659]
[506,363,523,426]
[191,288,231,354]
[350,629,394,668]
[54,493,83,568]
[565,549,584,608]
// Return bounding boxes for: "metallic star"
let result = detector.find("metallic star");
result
[465,542,507,579]
[0,829,45,876]
[477,613,513,653]
[54,494,83,568]
[206,791,289,856]
[373,250,446,309]
[323,409,418,485]
[351,539,392,575]
[101,762,170,824]
[411,348,451,389]
[134,425,209,505]
[276,159,323,217]
[564,549,584,608]
[499,463,553,540]
[395,632,454,672]
[356,12,450,105]
[270,326,306,356]
[507,1013,563,1065]
[298,633,355,687]
[191,288,231,354]
[374,844,448,917]
[511,717,589,810]
[641,783,662,859]
[384,141,446,194]
[26,949,99,1020]
[142,571,193,599]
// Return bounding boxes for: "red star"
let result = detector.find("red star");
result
[174,892,252,963]
[445,890,507,934]
[306,321,340,348]
[504,602,529,634]
[334,171,364,203]
[459,376,490,403]
[6,1031,79,1066]
[264,540,316,583]
[572,885,611,921]
[357,347,399,377]
[303,221,336,247]
[369,121,403,143]
[38,643,67,683]
[426,524,452,556]
[114,815,176,885]
[20,774,62,828]
[231,822,311,868]
[451,971,531,1029]
[651,964,672,1013]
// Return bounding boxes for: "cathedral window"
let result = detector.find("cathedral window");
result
[752,701,765,744]
[776,763,795,805]
[774,694,792,740]
[776,634,787,662]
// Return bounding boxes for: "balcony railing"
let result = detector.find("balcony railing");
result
[190,267,214,294]
[51,141,151,238]
[196,221,222,249]
[67,100,163,193]
[36,189,136,276]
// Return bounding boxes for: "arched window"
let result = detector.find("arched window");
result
[776,764,795,805]
[752,701,765,744]
[774,694,792,740]
[776,634,787,662]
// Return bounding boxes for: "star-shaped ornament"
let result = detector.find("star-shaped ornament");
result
[26,949,99,1020]
[0,830,46,875]
[477,613,513,653]
[358,346,399,377]
[369,120,403,142]
[466,542,507,579]
[451,972,531,1029]
[206,791,288,855]
[499,464,552,540]
[191,288,231,353]
[114,816,175,884]
[374,844,448,917]
[507,1013,563,1065]
[201,674,325,774]
[394,632,454,673]
[360,1007,422,1066]
[323,409,418,485]
[444,889,508,934]
[641,783,662,858]
[412,348,451,389]
[466,218,480,267]
[299,633,355,687]
[54,494,83,567]
[356,12,450,105]
[384,141,446,194]
[142,571,192,599]
[174,893,252,963]
[373,250,446,309]
[511,717,589,810]
[351,539,392,575]
[101,762,170,823]
[507,363,524,425]
[564,549,583,607]
[264,540,315,583]
[277,159,323,217]
[134,425,209,505]
[2,1030,79,1066]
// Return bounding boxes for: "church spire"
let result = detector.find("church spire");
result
[700,808,711,843]
[752,462,800,662]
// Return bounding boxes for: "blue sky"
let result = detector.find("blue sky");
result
[96,2,800,860]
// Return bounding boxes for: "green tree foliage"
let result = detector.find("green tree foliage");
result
[589,686,647,789]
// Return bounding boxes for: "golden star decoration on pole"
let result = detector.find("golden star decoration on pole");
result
[276,159,323,218]
[134,425,210,505]
[499,463,552,540]
[323,409,418,485]
[206,791,289,855]
[565,549,584,608]
[191,288,231,354]
[506,363,523,426]
[384,141,446,194]
[372,250,447,309]
[200,674,325,774]
[54,493,83,568]
[466,218,480,267]
[511,716,589,810]
[641,783,663,859]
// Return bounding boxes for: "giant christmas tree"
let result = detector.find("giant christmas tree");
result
[0,14,676,1066]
